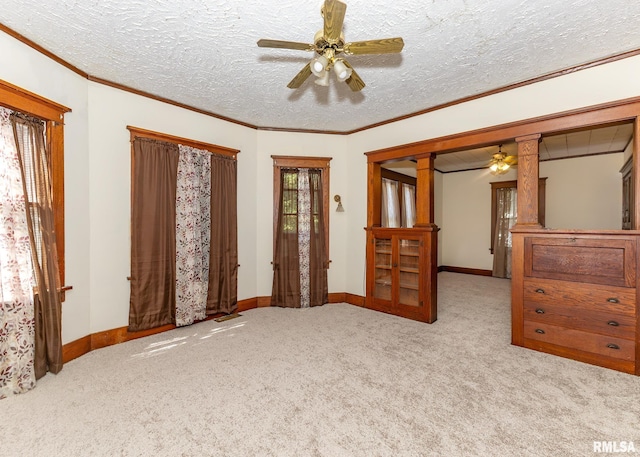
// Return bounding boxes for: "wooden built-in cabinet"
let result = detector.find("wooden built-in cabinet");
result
[512,230,639,374]
[366,227,437,323]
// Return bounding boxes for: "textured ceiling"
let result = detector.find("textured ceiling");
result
[2,0,640,132]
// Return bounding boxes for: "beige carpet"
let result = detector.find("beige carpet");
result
[1,272,639,456]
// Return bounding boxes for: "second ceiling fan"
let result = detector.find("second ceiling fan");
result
[257,0,404,91]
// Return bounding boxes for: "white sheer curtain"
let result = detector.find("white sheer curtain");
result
[381,178,400,228]
[492,187,517,278]
[0,106,36,398]
[175,145,211,326]
[402,183,416,228]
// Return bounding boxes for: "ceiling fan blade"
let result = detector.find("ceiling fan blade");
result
[323,0,347,44]
[342,60,365,92]
[257,39,314,51]
[505,156,518,165]
[344,37,405,55]
[287,63,312,89]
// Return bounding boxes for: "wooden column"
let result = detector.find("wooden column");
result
[367,161,382,228]
[511,133,541,347]
[415,153,436,227]
[514,134,542,228]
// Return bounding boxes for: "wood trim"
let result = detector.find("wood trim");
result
[438,266,493,277]
[47,121,66,295]
[0,79,71,120]
[0,79,69,298]
[237,297,258,312]
[3,17,640,136]
[61,335,91,363]
[258,126,348,135]
[0,23,88,79]
[348,48,640,135]
[365,97,640,163]
[271,155,332,264]
[62,294,367,363]
[92,76,256,129]
[515,134,542,227]
[367,162,382,227]
[271,156,332,168]
[127,126,240,158]
[415,154,435,226]
[344,293,366,307]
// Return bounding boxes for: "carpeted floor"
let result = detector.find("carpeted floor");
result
[1,272,639,456]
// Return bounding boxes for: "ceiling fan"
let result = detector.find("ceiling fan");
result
[257,0,404,91]
[489,144,517,175]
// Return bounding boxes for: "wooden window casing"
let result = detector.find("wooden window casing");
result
[0,79,71,296]
[271,155,331,264]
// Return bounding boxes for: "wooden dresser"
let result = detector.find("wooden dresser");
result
[512,229,640,374]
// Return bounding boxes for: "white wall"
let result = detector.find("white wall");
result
[0,32,91,345]
[3,26,640,344]
[87,82,258,334]
[439,153,624,271]
[345,55,640,287]
[254,130,349,297]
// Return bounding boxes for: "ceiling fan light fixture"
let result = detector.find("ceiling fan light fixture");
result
[314,71,330,86]
[310,55,329,76]
[332,59,352,81]
[489,145,512,175]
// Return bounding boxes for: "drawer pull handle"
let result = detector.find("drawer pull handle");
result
[535,308,545,314]
[535,328,545,334]
[607,298,619,304]
[535,288,545,294]
[606,343,620,350]
[607,321,620,327]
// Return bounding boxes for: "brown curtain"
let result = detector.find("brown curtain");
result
[492,187,517,278]
[11,113,63,379]
[271,169,301,308]
[206,153,238,315]
[308,169,328,307]
[129,138,179,331]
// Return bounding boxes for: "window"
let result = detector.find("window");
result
[490,178,546,254]
[271,156,331,262]
[0,79,70,296]
[381,168,416,228]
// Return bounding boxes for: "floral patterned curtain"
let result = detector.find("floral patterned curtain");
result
[175,145,211,326]
[0,106,36,398]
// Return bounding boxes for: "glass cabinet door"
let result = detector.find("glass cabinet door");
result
[398,238,420,306]
[374,238,392,301]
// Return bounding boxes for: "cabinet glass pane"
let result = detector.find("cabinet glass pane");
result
[398,238,420,306]
[374,238,392,300]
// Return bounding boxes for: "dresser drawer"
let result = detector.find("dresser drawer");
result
[524,321,635,361]
[524,302,636,339]
[523,278,635,315]
[524,236,636,287]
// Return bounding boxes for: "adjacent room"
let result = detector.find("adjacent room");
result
[1,1,640,455]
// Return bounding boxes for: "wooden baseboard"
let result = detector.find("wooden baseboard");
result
[62,292,366,364]
[438,265,493,277]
